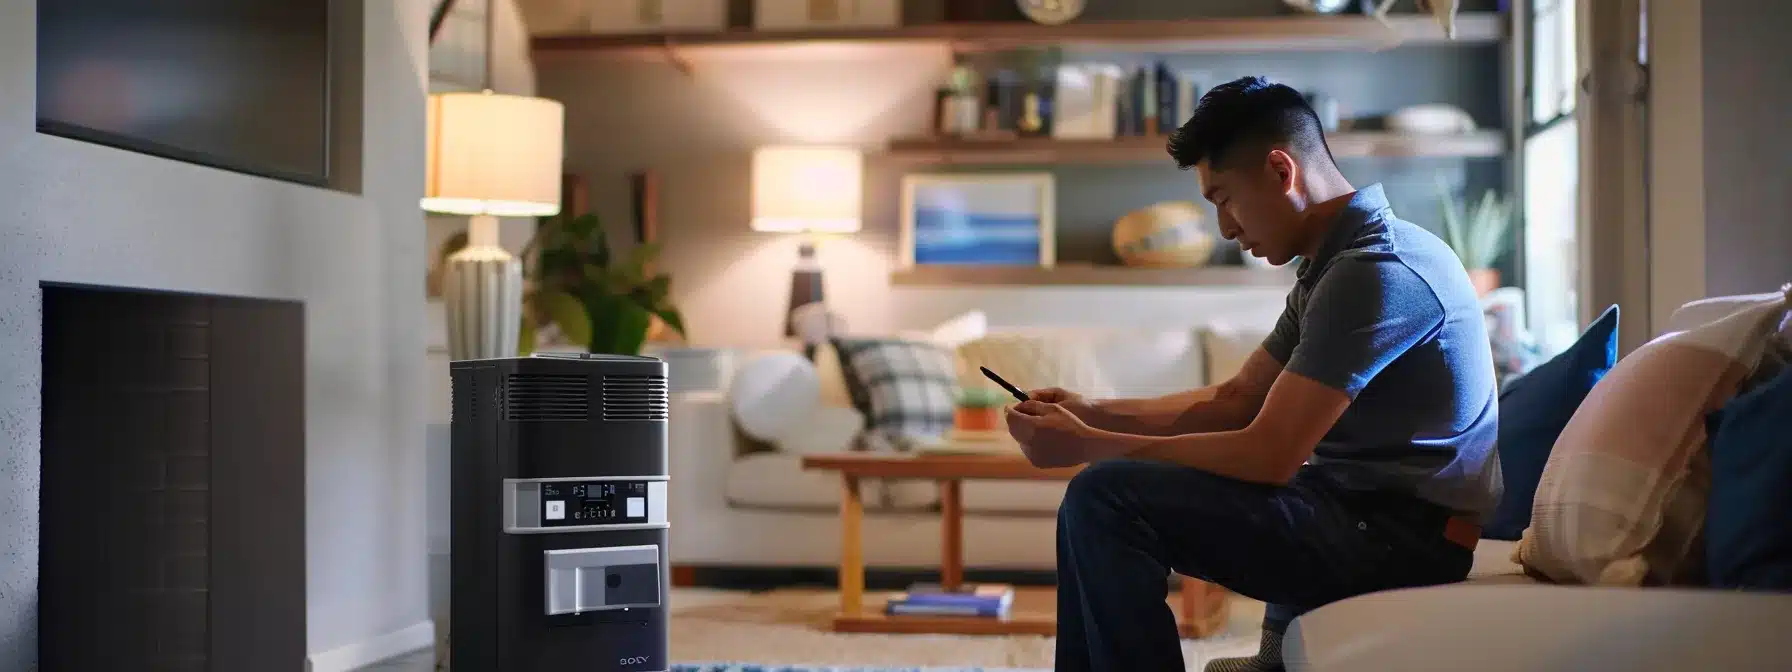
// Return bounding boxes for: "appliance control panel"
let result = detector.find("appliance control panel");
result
[541,480,649,527]
[504,477,667,534]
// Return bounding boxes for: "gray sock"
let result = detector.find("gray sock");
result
[1202,628,1284,672]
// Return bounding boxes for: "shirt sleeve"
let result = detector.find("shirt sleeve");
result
[1283,256,1445,398]
[1260,289,1302,365]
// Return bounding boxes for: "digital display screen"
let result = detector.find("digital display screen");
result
[541,481,650,526]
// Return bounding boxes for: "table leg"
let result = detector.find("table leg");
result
[938,479,964,591]
[839,474,865,616]
[1177,575,1231,639]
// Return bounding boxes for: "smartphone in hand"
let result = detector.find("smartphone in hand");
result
[979,366,1029,402]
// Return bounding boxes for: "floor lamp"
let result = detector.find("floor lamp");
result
[423,91,565,360]
[750,146,863,358]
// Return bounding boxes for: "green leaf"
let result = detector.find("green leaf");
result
[518,315,536,356]
[652,307,686,338]
[643,275,671,304]
[538,290,592,348]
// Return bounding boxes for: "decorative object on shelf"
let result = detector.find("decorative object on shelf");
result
[1366,0,1462,38]
[1285,0,1354,14]
[954,387,1007,432]
[899,173,1056,269]
[1386,103,1477,134]
[1304,91,1341,131]
[519,211,685,355]
[1436,179,1514,296]
[753,0,899,31]
[427,0,487,89]
[1111,201,1217,268]
[1017,0,1086,25]
[935,62,985,136]
[751,146,863,351]
[584,0,728,34]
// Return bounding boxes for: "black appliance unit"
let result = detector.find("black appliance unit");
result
[451,354,671,671]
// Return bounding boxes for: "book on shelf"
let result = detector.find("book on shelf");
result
[885,583,1015,619]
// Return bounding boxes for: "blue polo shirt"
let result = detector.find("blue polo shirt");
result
[1262,184,1503,518]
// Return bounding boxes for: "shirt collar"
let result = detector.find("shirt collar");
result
[1296,183,1393,283]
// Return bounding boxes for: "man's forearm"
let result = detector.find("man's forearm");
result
[1099,426,1301,486]
[1087,385,1266,436]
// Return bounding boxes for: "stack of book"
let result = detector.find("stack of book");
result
[885,583,1015,619]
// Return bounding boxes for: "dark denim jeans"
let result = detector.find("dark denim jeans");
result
[1054,459,1474,672]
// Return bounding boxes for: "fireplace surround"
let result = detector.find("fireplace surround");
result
[39,283,307,671]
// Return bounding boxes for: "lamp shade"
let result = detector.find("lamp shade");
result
[422,91,564,218]
[751,146,862,233]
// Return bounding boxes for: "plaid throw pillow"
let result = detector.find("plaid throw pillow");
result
[831,337,958,446]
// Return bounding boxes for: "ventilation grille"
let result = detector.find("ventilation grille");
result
[503,374,590,422]
[602,374,668,421]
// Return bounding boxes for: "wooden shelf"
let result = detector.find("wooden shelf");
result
[885,131,1506,166]
[532,14,1505,58]
[890,264,1296,288]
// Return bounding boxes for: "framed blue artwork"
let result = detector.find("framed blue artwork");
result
[898,173,1056,268]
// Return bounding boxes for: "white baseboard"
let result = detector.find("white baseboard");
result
[307,620,437,672]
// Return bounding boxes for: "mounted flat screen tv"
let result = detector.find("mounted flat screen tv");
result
[37,0,334,186]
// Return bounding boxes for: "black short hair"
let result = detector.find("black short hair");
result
[1166,76,1333,171]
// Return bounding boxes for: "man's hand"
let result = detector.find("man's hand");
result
[1005,399,1113,468]
[1024,387,1099,422]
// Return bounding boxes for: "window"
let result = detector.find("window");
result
[1520,0,1584,358]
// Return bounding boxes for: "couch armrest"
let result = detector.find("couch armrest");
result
[667,391,739,530]
[1285,583,1792,672]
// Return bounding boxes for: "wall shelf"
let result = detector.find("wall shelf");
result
[890,264,1296,288]
[883,131,1506,166]
[531,14,1504,59]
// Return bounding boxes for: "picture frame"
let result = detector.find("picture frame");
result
[899,173,1056,268]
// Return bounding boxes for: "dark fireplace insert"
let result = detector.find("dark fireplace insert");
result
[39,283,306,672]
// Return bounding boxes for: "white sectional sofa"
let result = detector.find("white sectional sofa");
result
[666,317,1283,571]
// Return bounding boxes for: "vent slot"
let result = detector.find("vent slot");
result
[504,374,590,422]
[602,374,669,421]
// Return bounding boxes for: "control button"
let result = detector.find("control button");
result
[545,500,565,521]
[627,497,645,518]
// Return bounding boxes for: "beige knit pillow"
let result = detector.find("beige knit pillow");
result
[1516,287,1790,585]
[954,333,1114,400]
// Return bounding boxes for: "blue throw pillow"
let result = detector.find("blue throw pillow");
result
[1481,305,1620,540]
[1706,366,1792,590]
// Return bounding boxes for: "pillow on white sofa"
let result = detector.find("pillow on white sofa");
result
[774,405,865,455]
[728,352,820,443]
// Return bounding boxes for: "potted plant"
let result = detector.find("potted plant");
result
[1437,180,1515,296]
[955,386,1008,432]
[518,212,686,355]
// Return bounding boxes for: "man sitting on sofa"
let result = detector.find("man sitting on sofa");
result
[1004,76,1502,672]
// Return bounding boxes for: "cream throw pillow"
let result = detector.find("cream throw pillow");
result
[1517,287,1791,586]
[955,333,1114,399]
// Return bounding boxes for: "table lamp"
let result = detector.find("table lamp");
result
[750,146,862,355]
[423,90,564,360]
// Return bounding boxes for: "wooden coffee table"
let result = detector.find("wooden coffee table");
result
[800,452,1230,638]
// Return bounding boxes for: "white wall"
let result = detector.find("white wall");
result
[0,0,433,666]
[1648,0,1792,334]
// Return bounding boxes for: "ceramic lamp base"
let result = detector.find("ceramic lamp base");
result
[443,215,523,360]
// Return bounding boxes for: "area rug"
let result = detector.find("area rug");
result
[667,588,1264,671]
[673,666,1042,672]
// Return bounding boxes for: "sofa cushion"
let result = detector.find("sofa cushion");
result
[1706,366,1792,590]
[1518,290,1790,586]
[725,453,927,512]
[728,352,821,443]
[832,337,959,442]
[993,327,1207,398]
[960,480,1067,516]
[1482,305,1619,541]
[956,332,1114,398]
